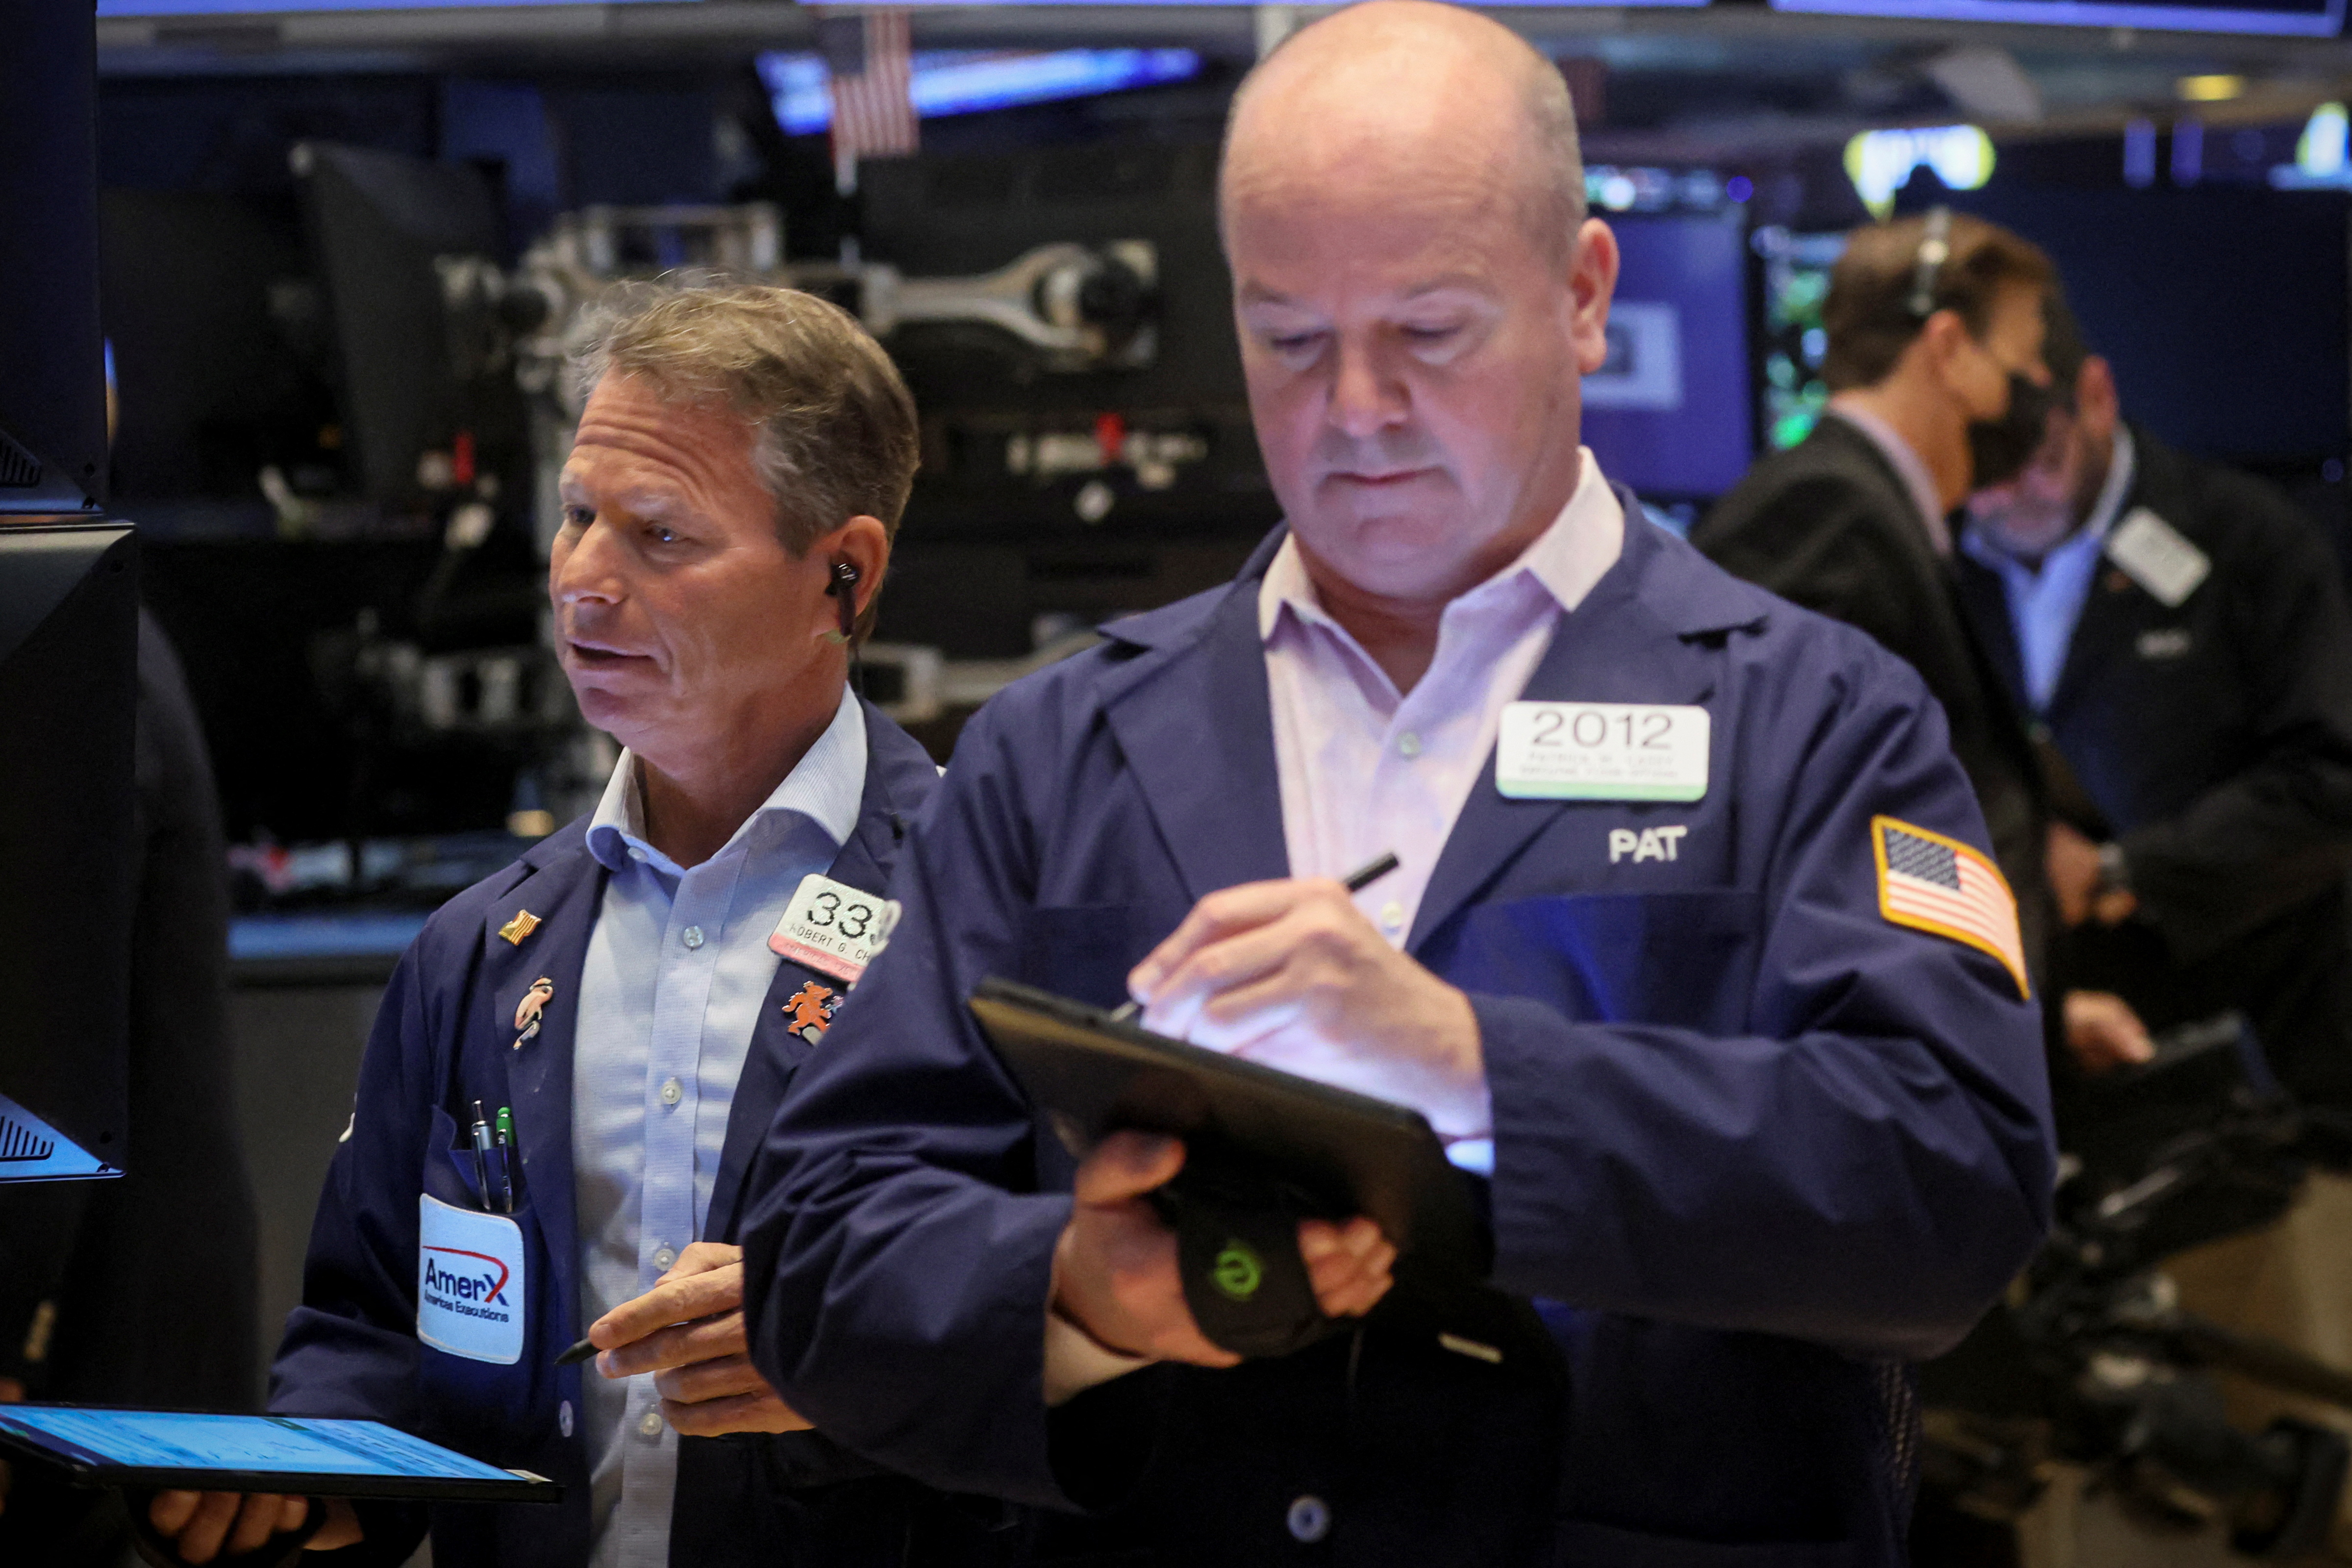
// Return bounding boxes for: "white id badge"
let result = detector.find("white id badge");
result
[768,873,901,985]
[2104,507,2210,608]
[417,1194,526,1365]
[1496,701,1711,802]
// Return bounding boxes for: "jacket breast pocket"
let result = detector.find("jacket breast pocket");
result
[1442,890,1763,1035]
[415,1106,557,1449]
[1553,1518,1857,1568]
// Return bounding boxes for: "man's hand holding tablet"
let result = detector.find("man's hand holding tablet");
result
[145,1492,359,1564]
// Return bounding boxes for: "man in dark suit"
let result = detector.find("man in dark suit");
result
[1958,297,2352,1105]
[1695,212,2151,1069]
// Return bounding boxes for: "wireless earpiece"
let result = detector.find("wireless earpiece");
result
[826,560,860,646]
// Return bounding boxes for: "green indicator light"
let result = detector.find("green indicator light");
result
[1211,1242,1263,1301]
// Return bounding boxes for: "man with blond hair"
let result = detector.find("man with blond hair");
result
[739,6,2053,1565]
[138,287,1008,1568]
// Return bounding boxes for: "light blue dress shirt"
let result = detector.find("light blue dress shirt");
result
[573,688,867,1568]
[1961,427,2138,716]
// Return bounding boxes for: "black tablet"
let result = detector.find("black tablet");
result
[969,976,1488,1282]
[0,1406,561,1504]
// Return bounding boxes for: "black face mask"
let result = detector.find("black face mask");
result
[1965,373,2056,490]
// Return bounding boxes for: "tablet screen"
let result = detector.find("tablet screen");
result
[0,1407,520,1484]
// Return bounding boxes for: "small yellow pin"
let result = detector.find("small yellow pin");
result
[498,910,542,946]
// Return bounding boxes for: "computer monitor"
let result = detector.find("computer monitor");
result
[1580,210,1757,503]
[0,2,139,1183]
[1767,0,2340,38]
[293,142,508,503]
[0,0,108,514]
[0,523,138,1181]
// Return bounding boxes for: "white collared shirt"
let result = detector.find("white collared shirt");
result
[573,687,866,1568]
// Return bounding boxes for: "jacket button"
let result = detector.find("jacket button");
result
[1285,1494,1330,1543]
[558,1400,574,1438]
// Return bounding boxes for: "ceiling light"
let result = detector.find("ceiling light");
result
[2176,74,2246,102]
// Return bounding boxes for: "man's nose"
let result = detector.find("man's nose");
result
[1327,339,1408,439]
[551,517,626,607]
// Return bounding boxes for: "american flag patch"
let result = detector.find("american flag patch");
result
[1872,816,2028,999]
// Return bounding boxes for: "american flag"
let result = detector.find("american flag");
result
[821,9,917,194]
[1874,817,2028,998]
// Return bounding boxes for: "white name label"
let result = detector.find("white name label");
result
[768,873,900,985]
[417,1195,525,1365]
[2105,507,2210,609]
[1497,702,1710,802]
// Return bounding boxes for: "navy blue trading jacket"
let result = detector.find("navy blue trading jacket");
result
[269,700,1018,1568]
[740,514,2056,1568]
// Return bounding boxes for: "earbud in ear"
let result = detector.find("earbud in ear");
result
[825,560,860,645]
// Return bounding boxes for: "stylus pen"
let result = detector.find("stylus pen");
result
[494,1105,517,1214]
[469,1100,495,1212]
[555,1335,600,1368]
[1108,849,1402,1023]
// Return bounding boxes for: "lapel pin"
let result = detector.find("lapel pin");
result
[784,981,842,1046]
[499,910,542,946]
[514,976,555,1048]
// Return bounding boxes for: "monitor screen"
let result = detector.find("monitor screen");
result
[98,0,668,14]
[1,0,105,510]
[1768,0,2339,38]
[1580,210,1757,502]
[881,0,1706,5]
[1753,227,1849,452]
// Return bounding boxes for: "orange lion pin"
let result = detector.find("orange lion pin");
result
[784,981,841,1046]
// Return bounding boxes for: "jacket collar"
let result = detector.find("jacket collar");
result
[477,820,606,1331]
[1410,511,1756,946]
[707,698,933,1241]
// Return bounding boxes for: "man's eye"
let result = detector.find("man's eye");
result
[1266,331,1324,356]
[1403,324,1459,342]
[562,505,594,530]
[647,524,681,546]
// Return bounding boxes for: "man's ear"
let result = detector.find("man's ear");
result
[2076,356,2121,438]
[1568,218,1622,377]
[1914,308,1991,409]
[810,514,891,641]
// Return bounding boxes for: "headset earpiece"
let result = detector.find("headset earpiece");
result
[826,560,860,646]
